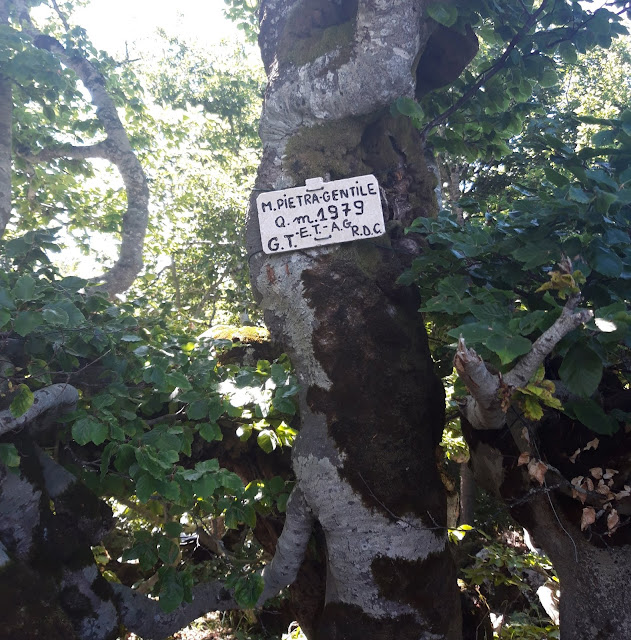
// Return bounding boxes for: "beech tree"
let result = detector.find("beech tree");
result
[2,0,631,639]
[245,0,631,638]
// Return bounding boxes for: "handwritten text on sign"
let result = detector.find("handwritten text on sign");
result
[257,174,385,254]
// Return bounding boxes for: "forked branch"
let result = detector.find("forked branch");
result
[455,295,593,430]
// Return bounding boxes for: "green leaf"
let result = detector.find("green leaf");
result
[0,309,10,329]
[72,417,108,446]
[272,394,296,415]
[590,245,623,278]
[0,443,20,467]
[0,288,16,310]
[12,274,37,301]
[447,322,492,344]
[166,371,192,391]
[234,573,264,609]
[13,311,43,336]
[427,3,458,27]
[566,399,618,435]
[485,333,532,365]
[257,429,279,453]
[558,42,577,64]
[135,474,158,503]
[193,474,219,498]
[164,521,182,538]
[42,306,70,327]
[543,167,569,188]
[394,96,424,119]
[158,568,185,613]
[199,421,223,442]
[52,300,85,327]
[218,470,243,493]
[186,399,208,420]
[158,538,180,565]
[559,343,603,398]
[10,384,34,418]
[539,69,558,88]
[567,186,592,204]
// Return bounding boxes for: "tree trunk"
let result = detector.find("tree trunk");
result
[463,405,631,640]
[454,294,631,639]
[247,1,477,637]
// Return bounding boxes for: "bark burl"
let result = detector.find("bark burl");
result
[246,1,477,637]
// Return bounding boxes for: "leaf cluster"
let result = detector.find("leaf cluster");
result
[0,231,297,612]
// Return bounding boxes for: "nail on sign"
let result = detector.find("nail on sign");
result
[257,174,386,254]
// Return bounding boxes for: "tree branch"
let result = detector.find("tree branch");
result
[18,142,110,163]
[111,580,239,640]
[0,383,78,436]
[455,295,593,430]
[504,294,593,389]
[14,1,150,294]
[420,0,551,141]
[257,486,314,604]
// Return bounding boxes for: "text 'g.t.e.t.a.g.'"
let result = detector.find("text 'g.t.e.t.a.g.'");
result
[256,174,386,254]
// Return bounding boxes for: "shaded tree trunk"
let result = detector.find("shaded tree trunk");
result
[456,303,631,639]
[246,1,477,637]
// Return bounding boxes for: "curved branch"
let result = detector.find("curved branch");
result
[257,486,314,603]
[505,295,593,389]
[456,295,593,431]
[14,2,150,294]
[0,383,78,436]
[111,580,238,640]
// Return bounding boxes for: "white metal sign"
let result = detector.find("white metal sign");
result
[256,174,385,254]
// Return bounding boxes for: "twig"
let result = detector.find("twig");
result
[421,0,551,140]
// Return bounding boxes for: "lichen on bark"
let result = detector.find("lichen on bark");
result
[246,0,478,636]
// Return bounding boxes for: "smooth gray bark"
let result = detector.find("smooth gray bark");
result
[13,0,150,294]
[246,1,478,637]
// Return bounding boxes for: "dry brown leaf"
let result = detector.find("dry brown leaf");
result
[518,452,530,467]
[607,509,620,532]
[521,426,531,443]
[581,507,596,531]
[615,489,631,500]
[584,438,600,451]
[569,448,581,464]
[528,459,548,485]
[582,478,594,492]
[590,467,603,480]
[604,469,619,479]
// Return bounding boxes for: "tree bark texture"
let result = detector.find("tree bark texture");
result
[247,1,477,637]
[456,299,631,639]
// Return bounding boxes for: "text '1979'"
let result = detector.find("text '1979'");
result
[256,174,385,254]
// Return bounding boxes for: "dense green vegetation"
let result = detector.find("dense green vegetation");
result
[2,0,631,638]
